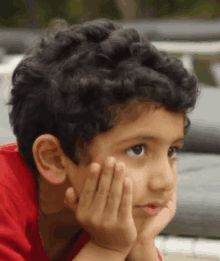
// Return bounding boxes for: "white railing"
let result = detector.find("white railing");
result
[1,40,220,96]
[152,41,220,54]
[0,54,24,100]
[156,235,220,260]
[152,40,220,86]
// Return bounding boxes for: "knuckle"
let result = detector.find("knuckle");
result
[81,216,96,228]
[76,211,86,222]
[90,215,101,227]
[102,220,111,230]
[105,157,115,168]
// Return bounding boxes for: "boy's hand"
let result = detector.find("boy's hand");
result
[65,157,137,256]
[127,188,177,261]
[135,187,177,241]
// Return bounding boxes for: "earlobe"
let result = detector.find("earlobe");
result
[44,170,67,185]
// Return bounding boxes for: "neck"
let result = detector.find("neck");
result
[38,175,80,225]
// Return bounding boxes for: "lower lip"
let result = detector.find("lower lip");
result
[142,206,161,215]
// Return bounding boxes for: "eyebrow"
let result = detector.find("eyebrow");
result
[117,135,185,145]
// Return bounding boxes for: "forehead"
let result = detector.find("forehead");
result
[90,102,185,153]
[108,98,162,125]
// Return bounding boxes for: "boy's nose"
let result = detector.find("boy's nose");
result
[147,159,176,192]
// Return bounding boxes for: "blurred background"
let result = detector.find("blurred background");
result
[2,0,220,87]
[3,0,220,28]
[1,1,220,260]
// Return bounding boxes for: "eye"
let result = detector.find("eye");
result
[127,144,145,157]
[168,146,181,159]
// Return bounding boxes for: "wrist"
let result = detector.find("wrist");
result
[127,239,162,261]
[87,241,129,260]
[138,238,163,261]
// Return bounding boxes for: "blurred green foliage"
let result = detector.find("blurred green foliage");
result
[2,0,220,28]
[0,0,122,28]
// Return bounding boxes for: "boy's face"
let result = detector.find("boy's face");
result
[68,103,184,227]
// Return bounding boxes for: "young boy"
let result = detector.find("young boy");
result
[0,18,199,261]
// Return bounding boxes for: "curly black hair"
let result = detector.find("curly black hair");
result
[5,18,199,174]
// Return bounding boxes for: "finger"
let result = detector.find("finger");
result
[91,157,116,215]
[105,161,125,219]
[78,162,101,210]
[118,177,133,220]
[65,187,77,203]
[64,187,78,212]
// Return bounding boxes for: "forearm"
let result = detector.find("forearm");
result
[73,241,128,261]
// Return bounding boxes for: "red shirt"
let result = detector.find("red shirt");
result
[0,143,90,261]
[0,142,162,261]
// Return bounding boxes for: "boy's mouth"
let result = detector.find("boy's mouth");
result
[147,205,158,208]
[144,205,161,215]
[138,201,165,208]
[142,204,162,216]
[136,201,166,215]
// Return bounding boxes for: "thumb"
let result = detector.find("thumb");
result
[64,187,78,211]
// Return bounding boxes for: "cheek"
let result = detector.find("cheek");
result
[130,171,145,182]
[173,162,178,182]
[126,168,147,197]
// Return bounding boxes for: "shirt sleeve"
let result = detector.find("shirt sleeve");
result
[66,230,90,261]
[0,185,32,261]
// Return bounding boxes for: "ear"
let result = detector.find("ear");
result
[32,134,67,185]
